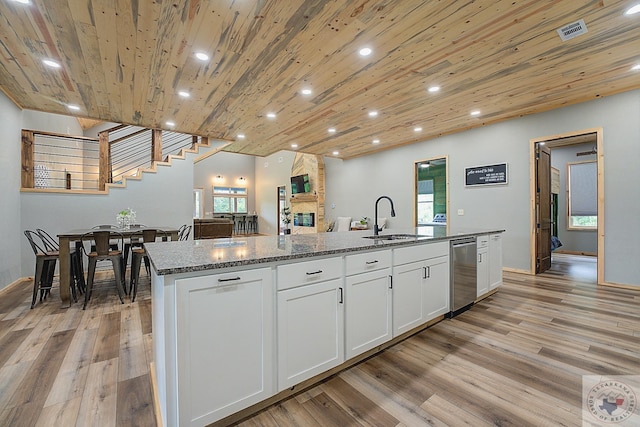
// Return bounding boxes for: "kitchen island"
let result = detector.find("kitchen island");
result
[145,227,503,427]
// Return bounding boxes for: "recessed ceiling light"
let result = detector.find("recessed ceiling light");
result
[178,91,190,98]
[470,110,481,116]
[291,143,298,149]
[332,151,339,156]
[368,111,378,117]
[328,128,336,133]
[266,112,276,119]
[166,121,175,127]
[625,4,640,15]
[420,163,430,168]
[237,134,245,139]
[632,64,640,71]
[359,47,372,56]
[301,88,312,95]
[372,139,380,144]
[67,104,80,111]
[414,127,422,132]
[428,86,440,93]
[539,142,546,146]
[194,52,209,61]
[12,0,30,4]
[43,59,61,68]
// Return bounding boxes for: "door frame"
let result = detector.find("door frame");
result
[529,127,604,284]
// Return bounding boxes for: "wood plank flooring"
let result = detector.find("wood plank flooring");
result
[1,255,638,427]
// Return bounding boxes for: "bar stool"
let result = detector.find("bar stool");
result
[236,215,247,234]
[24,230,60,308]
[81,230,125,309]
[247,215,258,234]
[129,229,167,302]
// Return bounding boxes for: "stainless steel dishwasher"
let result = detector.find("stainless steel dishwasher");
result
[449,237,477,318]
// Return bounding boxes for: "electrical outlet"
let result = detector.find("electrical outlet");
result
[457,209,464,216]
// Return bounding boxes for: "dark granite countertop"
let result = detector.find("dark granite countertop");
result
[145,227,504,276]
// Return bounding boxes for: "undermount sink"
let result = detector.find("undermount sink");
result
[362,233,424,240]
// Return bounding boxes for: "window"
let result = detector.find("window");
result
[567,161,596,229]
[417,179,434,224]
[193,188,204,218]
[213,186,247,213]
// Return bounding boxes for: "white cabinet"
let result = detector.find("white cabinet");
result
[277,257,344,391]
[477,233,503,298]
[477,235,489,298]
[345,250,392,359]
[392,242,450,337]
[489,233,503,291]
[175,268,274,427]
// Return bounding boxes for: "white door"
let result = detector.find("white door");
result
[345,268,392,359]
[423,255,450,320]
[277,279,344,390]
[392,260,425,337]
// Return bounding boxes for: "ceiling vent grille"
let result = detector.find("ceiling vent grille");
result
[557,19,588,41]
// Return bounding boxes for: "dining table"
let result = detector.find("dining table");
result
[57,225,180,307]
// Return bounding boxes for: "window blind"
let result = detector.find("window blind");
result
[569,161,596,216]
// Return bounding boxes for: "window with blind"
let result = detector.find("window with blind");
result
[567,161,597,229]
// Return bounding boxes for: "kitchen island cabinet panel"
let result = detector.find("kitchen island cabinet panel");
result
[345,267,392,359]
[277,278,344,390]
[175,268,274,427]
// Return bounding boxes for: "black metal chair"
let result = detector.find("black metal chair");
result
[178,224,192,241]
[129,229,167,302]
[24,230,59,308]
[123,224,147,268]
[80,230,126,309]
[36,228,85,298]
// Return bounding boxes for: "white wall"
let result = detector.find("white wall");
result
[320,90,640,286]
[551,143,597,254]
[193,151,256,217]
[0,92,24,290]
[255,151,297,235]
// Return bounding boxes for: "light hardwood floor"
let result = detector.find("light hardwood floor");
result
[1,255,638,427]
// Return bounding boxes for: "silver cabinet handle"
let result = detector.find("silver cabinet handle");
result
[306,270,323,275]
[218,276,241,282]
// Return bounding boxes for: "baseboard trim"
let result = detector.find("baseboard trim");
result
[0,277,29,296]
[598,281,640,290]
[553,250,597,257]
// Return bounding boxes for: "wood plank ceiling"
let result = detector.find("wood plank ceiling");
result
[0,0,639,159]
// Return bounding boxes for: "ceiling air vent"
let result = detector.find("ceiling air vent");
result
[557,19,588,41]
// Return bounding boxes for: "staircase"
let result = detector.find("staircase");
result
[20,125,224,193]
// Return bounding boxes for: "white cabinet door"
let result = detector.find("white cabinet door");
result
[175,268,274,427]
[423,255,450,320]
[345,268,392,359]
[489,234,503,290]
[477,235,489,298]
[277,278,344,390]
[392,260,425,337]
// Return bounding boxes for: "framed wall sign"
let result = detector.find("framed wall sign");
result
[465,163,508,186]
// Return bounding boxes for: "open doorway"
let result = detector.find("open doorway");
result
[530,128,603,283]
[414,156,448,232]
[277,185,286,235]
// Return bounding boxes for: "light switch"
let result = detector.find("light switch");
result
[457,209,464,216]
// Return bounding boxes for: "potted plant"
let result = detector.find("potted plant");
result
[359,216,369,225]
[281,206,292,234]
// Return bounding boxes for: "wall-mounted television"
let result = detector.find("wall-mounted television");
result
[290,174,311,194]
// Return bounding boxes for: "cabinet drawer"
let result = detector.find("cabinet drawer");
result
[393,241,448,266]
[345,250,392,276]
[477,235,489,249]
[277,256,343,290]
